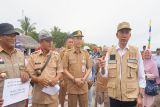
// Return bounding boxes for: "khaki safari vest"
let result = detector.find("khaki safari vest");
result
[107,45,139,101]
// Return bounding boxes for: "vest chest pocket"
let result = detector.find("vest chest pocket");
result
[127,63,138,78]
[108,64,117,77]
[107,82,116,98]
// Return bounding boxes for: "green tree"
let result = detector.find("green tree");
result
[51,26,70,48]
[18,16,36,35]
[27,31,39,41]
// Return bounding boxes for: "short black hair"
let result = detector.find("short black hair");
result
[156,48,160,51]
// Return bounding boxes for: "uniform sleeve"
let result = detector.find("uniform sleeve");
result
[62,52,69,69]
[137,49,146,88]
[26,55,35,76]
[59,50,64,59]
[56,54,63,73]
[18,51,26,71]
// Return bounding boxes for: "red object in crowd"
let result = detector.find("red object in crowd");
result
[25,99,28,107]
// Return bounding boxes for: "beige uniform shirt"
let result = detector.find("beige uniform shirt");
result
[96,73,108,92]
[63,49,92,94]
[26,50,63,104]
[0,46,26,107]
[59,48,72,81]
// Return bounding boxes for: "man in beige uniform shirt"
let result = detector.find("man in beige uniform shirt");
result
[63,30,92,107]
[0,23,29,107]
[59,36,73,107]
[26,31,63,107]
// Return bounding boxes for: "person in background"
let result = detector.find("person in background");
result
[59,36,74,107]
[95,46,110,107]
[0,99,3,107]
[151,48,160,107]
[153,48,160,86]
[143,49,159,107]
[141,45,146,60]
[84,46,95,107]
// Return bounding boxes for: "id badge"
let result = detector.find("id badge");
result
[82,65,86,72]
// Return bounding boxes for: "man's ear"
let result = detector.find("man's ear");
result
[128,33,131,38]
[116,32,118,39]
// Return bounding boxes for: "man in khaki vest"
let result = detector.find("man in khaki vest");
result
[95,46,110,107]
[26,30,63,107]
[59,36,73,107]
[99,22,146,107]
[63,30,92,107]
[0,23,29,107]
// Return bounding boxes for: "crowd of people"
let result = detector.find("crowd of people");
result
[0,22,160,107]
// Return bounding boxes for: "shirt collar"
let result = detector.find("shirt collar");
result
[0,45,17,53]
[73,48,82,54]
[38,49,51,56]
[116,44,129,51]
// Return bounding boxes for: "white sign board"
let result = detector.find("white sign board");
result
[2,78,30,107]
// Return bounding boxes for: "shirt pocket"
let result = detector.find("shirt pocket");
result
[127,63,138,78]
[108,64,117,77]
[69,58,77,65]
[48,61,57,73]
[0,64,6,73]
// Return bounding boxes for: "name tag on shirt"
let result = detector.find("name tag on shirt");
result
[35,62,41,65]
[108,60,117,64]
[127,58,137,64]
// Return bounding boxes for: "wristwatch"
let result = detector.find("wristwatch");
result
[138,93,144,98]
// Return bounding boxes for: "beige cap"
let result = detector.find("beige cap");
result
[117,22,131,31]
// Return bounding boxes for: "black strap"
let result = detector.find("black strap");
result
[41,53,52,72]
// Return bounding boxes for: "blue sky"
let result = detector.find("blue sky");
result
[1,0,160,50]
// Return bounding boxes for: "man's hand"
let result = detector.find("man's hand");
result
[75,78,85,87]
[37,77,49,87]
[49,78,58,86]
[0,98,3,107]
[20,71,29,83]
[97,58,106,68]
[136,96,143,107]
[87,80,93,89]
[146,73,155,79]
[88,80,93,86]
[60,80,65,88]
